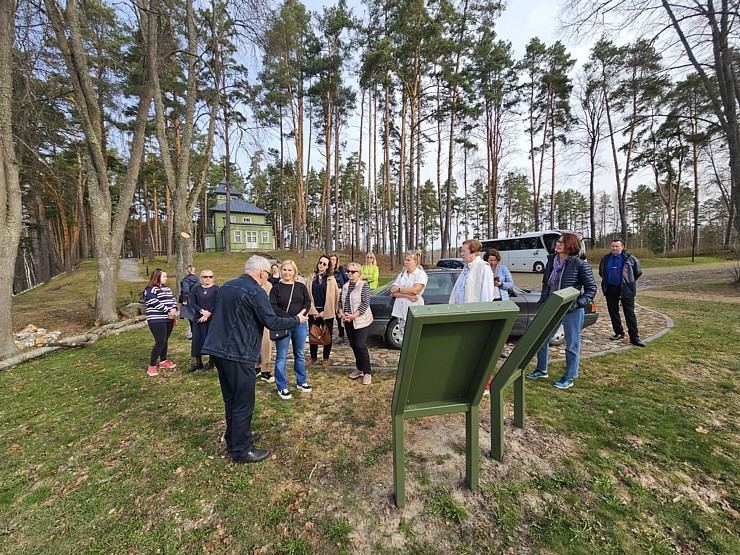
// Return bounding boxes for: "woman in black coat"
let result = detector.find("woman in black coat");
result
[185,269,219,373]
[526,232,597,389]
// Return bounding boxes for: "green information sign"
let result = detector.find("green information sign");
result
[390,301,519,508]
[488,287,580,461]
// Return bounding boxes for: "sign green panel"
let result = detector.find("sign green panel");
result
[391,301,519,507]
[489,287,580,461]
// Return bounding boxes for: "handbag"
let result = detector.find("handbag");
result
[309,322,332,346]
[270,283,294,341]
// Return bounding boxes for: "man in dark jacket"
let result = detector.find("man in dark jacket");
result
[202,255,309,463]
[599,239,644,347]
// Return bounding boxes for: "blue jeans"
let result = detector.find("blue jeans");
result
[274,322,308,390]
[536,307,584,380]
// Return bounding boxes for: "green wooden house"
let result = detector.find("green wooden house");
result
[204,181,274,252]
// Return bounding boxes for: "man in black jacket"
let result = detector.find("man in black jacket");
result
[202,256,309,463]
[599,239,645,347]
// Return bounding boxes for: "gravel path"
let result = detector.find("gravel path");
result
[119,258,145,282]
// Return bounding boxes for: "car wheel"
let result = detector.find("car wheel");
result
[533,261,545,273]
[385,318,403,350]
[549,324,565,346]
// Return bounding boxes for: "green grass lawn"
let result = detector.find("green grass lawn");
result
[637,255,730,268]
[3,271,739,553]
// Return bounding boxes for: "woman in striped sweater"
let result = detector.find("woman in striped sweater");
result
[144,268,178,377]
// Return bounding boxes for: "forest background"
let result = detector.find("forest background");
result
[1,0,739,359]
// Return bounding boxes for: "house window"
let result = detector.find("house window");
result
[229,215,236,224]
[233,230,242,243]
[242,216,252,223]
[261,231,269,244]
[246,231,258,244]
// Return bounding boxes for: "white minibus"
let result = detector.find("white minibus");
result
[480,230,591,273]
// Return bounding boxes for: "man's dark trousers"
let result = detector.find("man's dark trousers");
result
[605,284,639,340]
[212,356,257,459]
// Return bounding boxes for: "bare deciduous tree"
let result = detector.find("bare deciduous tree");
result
[43,0,157,324]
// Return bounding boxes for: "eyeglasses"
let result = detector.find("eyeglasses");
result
[201,275,213,279]
[347,270,359,274]
[556,241,564,245]
[318,261,328,266]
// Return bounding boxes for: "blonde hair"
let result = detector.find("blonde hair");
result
[365,252,376,264]
[404,250,422,264]
[347,262,363,274]
[200,268,214,278]
[186,264,195,274]
[280,259,299,276]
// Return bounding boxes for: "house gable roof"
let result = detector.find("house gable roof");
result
[214,179,242,195]
[211,198,268,215]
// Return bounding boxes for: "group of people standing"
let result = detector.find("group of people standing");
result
[142,235,645,464]
[143,252,380,392]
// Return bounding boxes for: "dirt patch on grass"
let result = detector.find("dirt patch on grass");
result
[343,403,577,552]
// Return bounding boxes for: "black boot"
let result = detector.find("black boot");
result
[185,357,204,374]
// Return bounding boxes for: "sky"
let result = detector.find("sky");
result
[234,0,639,242]
[287,0,603,197]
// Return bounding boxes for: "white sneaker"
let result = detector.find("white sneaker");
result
[277,388,292,400]
[296,383,312,393]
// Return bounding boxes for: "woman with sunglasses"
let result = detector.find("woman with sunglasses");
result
[339,262,374,384]
[185,269,220,373]
[361,252,379,289]
[307,255,339,368]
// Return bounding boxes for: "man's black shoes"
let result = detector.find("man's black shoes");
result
[630,338,646,347]
[233,449,270,464]
[609,333,625,341]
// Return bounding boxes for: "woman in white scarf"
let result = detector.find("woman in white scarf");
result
[449,239,494,304]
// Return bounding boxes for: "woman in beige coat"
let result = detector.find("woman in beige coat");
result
[307,254,340,368]
[256,279,275,382]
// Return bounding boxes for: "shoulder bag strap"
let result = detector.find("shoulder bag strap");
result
[285,282,295,315]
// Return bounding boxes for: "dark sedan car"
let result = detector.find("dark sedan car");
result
[368,268,599,349]
[435,257,465,269]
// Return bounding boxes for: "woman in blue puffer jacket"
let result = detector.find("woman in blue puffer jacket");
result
[526,232,597,389]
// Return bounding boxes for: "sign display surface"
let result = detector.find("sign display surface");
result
[391,301,519,507]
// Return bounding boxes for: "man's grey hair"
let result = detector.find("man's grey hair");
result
[245,255,271,273]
